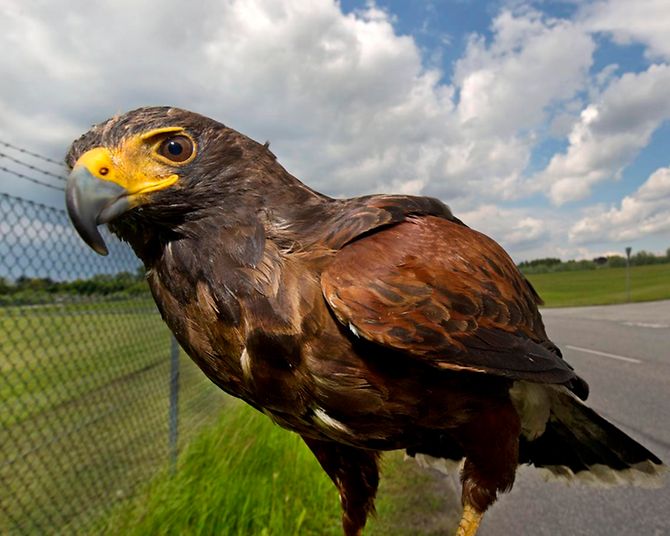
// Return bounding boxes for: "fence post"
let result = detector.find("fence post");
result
[169,335,180,474]
[625,246,632,303]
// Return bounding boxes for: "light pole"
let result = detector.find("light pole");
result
[625,247,632,302]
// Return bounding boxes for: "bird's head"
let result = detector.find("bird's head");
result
[65,106,281,256]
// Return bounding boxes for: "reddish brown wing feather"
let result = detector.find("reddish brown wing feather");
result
[322,216,579,385]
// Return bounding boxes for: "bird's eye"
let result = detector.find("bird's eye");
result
[157,135,194,163]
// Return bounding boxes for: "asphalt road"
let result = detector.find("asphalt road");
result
[480,300,670,536]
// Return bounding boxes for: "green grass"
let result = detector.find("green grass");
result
[0,298,165,426]
[102,401,343,536]
[525,263,670,307]
[102,402,460,536]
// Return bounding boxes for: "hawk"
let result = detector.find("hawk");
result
[65,107,663,536]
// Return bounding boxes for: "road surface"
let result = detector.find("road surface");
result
[481,300,670,536]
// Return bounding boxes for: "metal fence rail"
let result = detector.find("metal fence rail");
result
[0,192,227,534]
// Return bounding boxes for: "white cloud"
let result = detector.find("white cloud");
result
[582,0,670,61]
[1,0,456,199]
[426,9,595,201]
[569,166,670,244]
[459,204,550,251]
[533,63,670,205]
[455,10,594,136]
[427,9,597,202]
[0,1,598,208]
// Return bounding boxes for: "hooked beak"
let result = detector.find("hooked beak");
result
[65,165,131,256]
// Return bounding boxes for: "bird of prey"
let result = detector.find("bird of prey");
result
[65,107,663,536]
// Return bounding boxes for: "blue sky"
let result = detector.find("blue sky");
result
[0,0,669,262]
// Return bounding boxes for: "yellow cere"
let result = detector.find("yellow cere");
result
[72,127,195,201]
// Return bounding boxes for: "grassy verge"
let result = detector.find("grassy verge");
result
[525,263,670,307]
[103,401,342,536]
[103,402,460,536]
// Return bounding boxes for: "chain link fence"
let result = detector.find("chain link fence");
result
[0,191,228,534]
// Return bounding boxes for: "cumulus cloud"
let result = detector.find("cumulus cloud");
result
[454,10,594,136]
[569,166,670,244]
[459,204,551,251]
[428,8,595,200]
[581,0,670,61]
[532,64,670,205]
[0,0,453,200]
[0,1,597,208]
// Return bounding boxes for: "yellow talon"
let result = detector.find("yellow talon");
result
[455,503,483,536]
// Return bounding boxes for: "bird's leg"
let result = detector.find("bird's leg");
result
[302,436,380,536]
[455,503,483,536]
[454,400,521,536]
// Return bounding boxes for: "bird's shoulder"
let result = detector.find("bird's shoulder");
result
[321,214,587,395]
[315,193,461,250]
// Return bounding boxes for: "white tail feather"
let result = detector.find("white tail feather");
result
[537,460,666,489]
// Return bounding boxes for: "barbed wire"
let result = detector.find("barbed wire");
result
[0,139,66,168]
[0,151,67,182]
[0,165,65,192]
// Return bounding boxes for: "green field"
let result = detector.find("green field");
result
[525,263,670,307]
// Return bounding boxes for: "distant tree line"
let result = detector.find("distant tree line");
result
[0,268,149,305]
[2,248,668,305]
[517,248,670,275]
